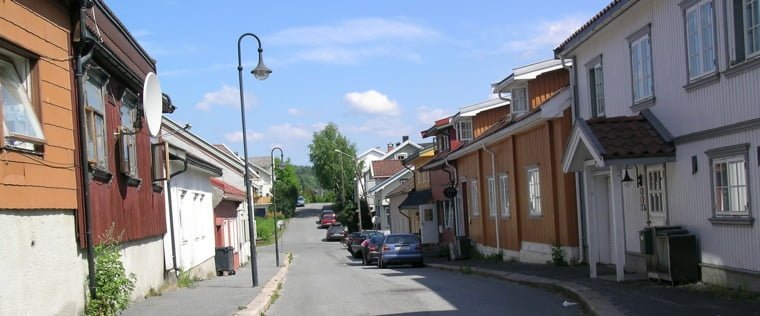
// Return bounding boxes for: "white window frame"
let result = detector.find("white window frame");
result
[527,167,542,216]
[499,174,510,217]
[119,90,139,178]
[630,32,654,103]
[470,180,480,216]
[1,50,45,150]
[685,0,717,80]
[646,165,667,214]
[511,86,528,113]
[395,152,408,160]
[84,69,109,170]
[746,0,760,57]
[487,176,496,217]
[457,119,473,142]
[708,146,750,217]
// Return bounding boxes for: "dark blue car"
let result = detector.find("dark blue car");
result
[377,234,424,268]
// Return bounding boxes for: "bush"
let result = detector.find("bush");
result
[85,224,136,316]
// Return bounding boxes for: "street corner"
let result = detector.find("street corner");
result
[235,252,292,316]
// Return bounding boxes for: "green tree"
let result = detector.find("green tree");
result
[294,165,321,202]
[271,157,301,218]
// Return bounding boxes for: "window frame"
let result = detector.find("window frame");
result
[470,180,480,217]
[645,165,667,215]
[511,86,528,113]
[457,119,473,142]
[683,0,718,81]
[628,26,654,105]
[745,0,760,58]
[586,55,605,118]
[499,174,510,217]
[119,90,140,181]
[487,176,496,217]
[84,67,110,172]
[0,47,45,151]
[706,144,751,219]
[527,166,542,216]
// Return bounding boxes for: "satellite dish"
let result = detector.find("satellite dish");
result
[142,72,163,136]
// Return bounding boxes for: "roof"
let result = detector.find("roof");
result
[492,59,573,93]
[371,160,405,178]
[586,115,675,160]
[399,189,432,209]
[421,116,453,138]
[386,180,415,198]
[554,0,631,56]
[457,98,509,118]
[210,178,246,202]
[380,140,423,160]
[213,144,236,157]
[357,147,385,160]
[368,168,412,195]
[248,156,272,176]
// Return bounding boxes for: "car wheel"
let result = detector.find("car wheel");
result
[362,253,368,266]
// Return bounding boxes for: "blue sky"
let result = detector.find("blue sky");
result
[108,1,610,165]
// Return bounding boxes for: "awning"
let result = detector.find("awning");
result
[399,189,432,209]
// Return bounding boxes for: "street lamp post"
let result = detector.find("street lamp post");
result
[270,147,283,267]
[335,149,362,230]
[237,32,272,287]
[337,153,345,208]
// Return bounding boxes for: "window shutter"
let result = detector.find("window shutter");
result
[734,0,746,62]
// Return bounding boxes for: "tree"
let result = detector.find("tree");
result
[308,123,356,207]
[271,158,301,218]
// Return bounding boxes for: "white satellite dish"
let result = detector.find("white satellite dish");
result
[142,72,163,136]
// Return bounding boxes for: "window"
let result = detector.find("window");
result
[630,32,653,102]
[84,70,108,169]
[395,153,407,160]
[646,166,666,214]
[470,180,479,216]
[727,0,760,65]
[1,51,44,150]
[119,91,139,179]
[709,148,749,216]
[685,0,716,80]
[588,62,605,117]
[444,200,454,228]
[511,87,528,113]
[527,167,542,216]
[499,174,510,217]
[487,177,496,217]
[458,119,473,141]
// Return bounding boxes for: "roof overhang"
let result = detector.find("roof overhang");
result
[367,168,411,195]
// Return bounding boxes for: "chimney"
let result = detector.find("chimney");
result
[402,135,409,142]
[387,143,394,152]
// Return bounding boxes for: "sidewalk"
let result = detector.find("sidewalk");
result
[426,257,760,316]
[123,244,286,316]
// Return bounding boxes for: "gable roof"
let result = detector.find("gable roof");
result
[248,156,272,176]
[368,168,412,195]
[371,160,405,178]
[357,147,385,160]
[492,59,573,93]
[456,98,509,118]
[554,0,633,56]
[380,140,423,160]
[210,178,246,202]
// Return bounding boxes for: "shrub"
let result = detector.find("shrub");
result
[85,224,136,316]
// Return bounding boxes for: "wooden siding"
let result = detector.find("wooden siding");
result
[528,69,569,109]
[0,0,77,210]
[472,106,508,138]
[456,153,482,242]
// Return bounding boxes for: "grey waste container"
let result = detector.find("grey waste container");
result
[215,246,235,276]
[457,236,471,259]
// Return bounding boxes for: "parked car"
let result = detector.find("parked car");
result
[377,234,424,268]
[296,196,305,207]
[347,230,383,258]
[360,234,386,266]
[320,213,337,228]
[325,223,345,241]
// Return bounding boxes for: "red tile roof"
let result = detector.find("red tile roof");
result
[211,178,246,202]
[587,115,675,160]
[372,160,405,178]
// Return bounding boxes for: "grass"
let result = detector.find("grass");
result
[177,269,199,288]
[460,265,473,274]
[269,282,283,305]
[256,215,285,246]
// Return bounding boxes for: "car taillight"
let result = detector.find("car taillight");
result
[369,245,376,251]
[382,245,390,252]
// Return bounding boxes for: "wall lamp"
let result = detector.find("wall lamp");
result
[621,165,642,188]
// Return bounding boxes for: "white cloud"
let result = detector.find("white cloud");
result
[312,122,328,131]
[502,16,585,57]
[346,119,414,138]
[344,90,400,116]
[416,106,446,125]
[287,108,303,116]
[224,131,264,143]
[267,123,311,141]
[196,84,253,111]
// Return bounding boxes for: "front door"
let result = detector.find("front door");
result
[592,173,614,265]
[419,204,439,244]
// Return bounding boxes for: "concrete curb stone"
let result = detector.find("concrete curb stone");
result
[235,255,290,316]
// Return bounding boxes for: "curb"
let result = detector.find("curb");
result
[235,254,291,316]
[426,263,624,316]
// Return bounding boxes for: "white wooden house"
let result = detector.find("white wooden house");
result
[558,0,760,289]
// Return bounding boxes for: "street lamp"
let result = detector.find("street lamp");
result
[270,147,283,267]
[237,32,271,287]
[335,149,362,231]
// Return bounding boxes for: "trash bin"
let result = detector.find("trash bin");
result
[215,246,235,276]
[639,227,653,255]
[457,236,471,259]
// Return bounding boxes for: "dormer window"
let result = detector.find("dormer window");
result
[395,153,408,160]
[457,119,473,141]
[511,86,528,113]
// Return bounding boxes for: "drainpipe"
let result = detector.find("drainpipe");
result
[165,154,188,276]
[74,0,97,300]
[482,144,500,251]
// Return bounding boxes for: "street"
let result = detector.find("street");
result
[268,204,583,315]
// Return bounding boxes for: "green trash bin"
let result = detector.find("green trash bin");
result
[215,246,235,276]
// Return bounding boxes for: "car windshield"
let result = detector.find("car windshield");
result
[385,235,419,244]
[328,225,343,233]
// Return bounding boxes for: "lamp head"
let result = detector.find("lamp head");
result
[622,167,634,187]
[251,50,272,80]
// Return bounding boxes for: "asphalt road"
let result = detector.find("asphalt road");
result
[267,204,583,315]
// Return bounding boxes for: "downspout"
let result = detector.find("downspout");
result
[482,144,500,251]
[74,0,97,299]
[562,54,586,263]
[165,155,189,276]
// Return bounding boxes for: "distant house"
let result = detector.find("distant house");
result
[557,0,760,289]
[367,159,408,230]
[387,145,436,242]
[249,156,274,217]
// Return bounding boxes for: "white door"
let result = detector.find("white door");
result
[644,165,668,227]
[419,204,439,244]
[592,174,614,264]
